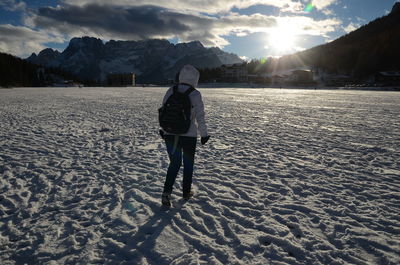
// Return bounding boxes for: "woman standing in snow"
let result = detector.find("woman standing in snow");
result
[159,65,210,207]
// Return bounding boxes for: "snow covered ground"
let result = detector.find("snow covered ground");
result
[1,87,399,265]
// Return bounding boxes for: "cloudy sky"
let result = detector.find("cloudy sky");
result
[0,0,398,59]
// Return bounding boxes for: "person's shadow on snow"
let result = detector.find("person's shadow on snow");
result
[118,199,189,264]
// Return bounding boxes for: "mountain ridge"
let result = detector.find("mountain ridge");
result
[27,37,243,84]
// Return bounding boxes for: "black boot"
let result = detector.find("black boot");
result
[183,191,194,200]
[162,192,172,207]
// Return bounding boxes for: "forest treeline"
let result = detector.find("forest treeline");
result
[0,52,41,87]
[0,52,91,87]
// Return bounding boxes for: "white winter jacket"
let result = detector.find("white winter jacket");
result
[161,65,208,138]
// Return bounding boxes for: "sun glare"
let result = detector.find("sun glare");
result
[267,25,297,55]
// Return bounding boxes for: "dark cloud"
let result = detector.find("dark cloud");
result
[34,4,207,39]
[31,3,276,46]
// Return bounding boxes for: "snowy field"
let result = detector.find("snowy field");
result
[1,87,399,265]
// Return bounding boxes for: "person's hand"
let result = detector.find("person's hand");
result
[201,136,210,145]
[159,130,165,139]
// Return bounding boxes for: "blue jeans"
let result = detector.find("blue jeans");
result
[163,135,197,195]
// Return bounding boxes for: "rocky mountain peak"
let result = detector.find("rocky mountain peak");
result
[27,53,37,61]
[68,36,104,50]
[38,48,60,57]
[26,48,60,66]
[175,40,204,50]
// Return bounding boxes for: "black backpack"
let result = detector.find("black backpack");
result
[158,84,195,134]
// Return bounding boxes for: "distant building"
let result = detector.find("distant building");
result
[375,71,400,86]
[287,70,314,84]
[267,69,314,86]
[107,73,135,86]
[221,64,248,82]
[271,75,285,86]
[323,74,352,86]
[248,74,269,84]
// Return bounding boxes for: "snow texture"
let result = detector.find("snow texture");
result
[0,87,399,265]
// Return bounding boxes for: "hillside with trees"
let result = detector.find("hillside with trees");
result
[276,3,400,78]
[0,52,88,87]
[199,3,400,83]
[0,52,41,87]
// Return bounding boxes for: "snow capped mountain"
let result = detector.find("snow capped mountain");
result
[27,37,243,83]
[208,47,244,65]
[27,48,60,67]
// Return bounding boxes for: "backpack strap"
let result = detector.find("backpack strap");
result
[173,83,196,95]
[184,86,195,96]
[180,83,195,96]
[172,84,179,94]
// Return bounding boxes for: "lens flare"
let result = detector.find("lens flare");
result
[260,57,267,64]
[304,3,314,12]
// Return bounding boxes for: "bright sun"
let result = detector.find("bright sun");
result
[267,25,297,54]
